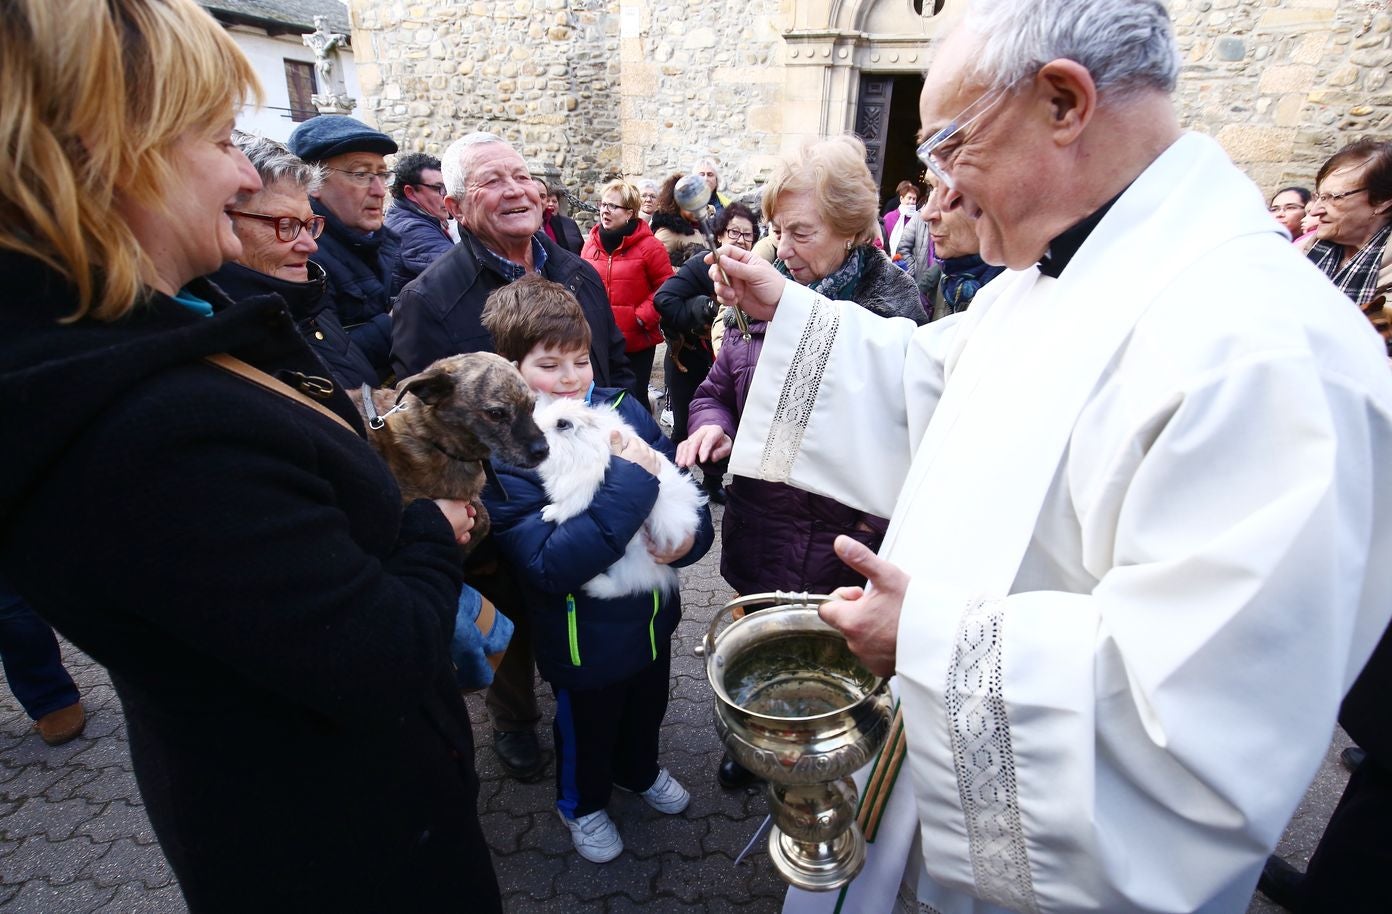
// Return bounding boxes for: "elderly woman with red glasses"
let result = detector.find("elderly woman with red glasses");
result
[211,131,379,388]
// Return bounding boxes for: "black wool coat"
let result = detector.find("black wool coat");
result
[309,200,399,383]
[210,260,379,390]
[0,253,499,913]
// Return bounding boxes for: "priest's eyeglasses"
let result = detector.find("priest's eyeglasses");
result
[230,211,326,243]
[916,85,1011,190]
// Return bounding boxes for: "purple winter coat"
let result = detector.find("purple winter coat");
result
[689,318,888,594]
[688,248,925,595]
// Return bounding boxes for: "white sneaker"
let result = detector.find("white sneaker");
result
[660,408,674,428]
[638,768,690,814]
[558,809,623,863]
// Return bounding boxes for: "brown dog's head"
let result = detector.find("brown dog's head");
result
[396,352,550,468]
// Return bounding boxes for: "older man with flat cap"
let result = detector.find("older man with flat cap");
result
[697,1,1392,912]
[288,114,400,383]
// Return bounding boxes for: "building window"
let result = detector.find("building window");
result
[285,60,318,122]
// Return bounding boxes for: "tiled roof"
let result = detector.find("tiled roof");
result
[201,0,351,38]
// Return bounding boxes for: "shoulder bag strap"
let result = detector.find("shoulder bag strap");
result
[204,353,355,435]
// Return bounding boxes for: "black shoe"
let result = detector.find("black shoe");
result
[493,729,547,782]
[703,481,727,505]
[1340,746,1367,773]
[717,754,759,789]
[1257,854,1305,911]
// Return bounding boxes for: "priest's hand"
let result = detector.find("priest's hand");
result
[675,424,732,467]
[818,535,906,678]
[708,245,785,320]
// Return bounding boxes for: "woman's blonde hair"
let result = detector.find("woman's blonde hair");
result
[600,179,641,217]
[0,0,261,321]
[762,135,881,246]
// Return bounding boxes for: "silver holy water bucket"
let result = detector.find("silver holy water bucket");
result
[701,592,892,891]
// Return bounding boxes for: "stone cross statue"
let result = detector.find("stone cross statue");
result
[302,15,354,115]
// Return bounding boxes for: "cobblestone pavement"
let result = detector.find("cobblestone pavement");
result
[0,387,1358,912]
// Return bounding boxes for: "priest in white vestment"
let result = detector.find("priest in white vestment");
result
[686,1,1392,912]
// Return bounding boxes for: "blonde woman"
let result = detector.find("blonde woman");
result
[581,178,674,407]
[0,2,500,909]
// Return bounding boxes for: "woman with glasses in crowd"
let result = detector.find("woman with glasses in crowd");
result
[1303,141,1392,316]
[0,1,501,910]
[211,131,378,389]
[581,179,675,408]
[676,136,926,789]
[654,203,760,504]
[1269,185,1312,242]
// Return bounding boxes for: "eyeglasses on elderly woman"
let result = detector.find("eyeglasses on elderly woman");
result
[1310,187,1367,206]
[230,211,326,242]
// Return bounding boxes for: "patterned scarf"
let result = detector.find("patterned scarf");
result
[940,254,1004,314]
[1308,222,1392,307]
[775,244,869,302]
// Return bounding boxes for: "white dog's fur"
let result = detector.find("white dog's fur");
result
[533,397,704,599]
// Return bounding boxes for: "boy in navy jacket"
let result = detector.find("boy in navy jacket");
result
[481,276,714,863]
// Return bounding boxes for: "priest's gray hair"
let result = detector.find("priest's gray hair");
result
[965,0,1179,102]
[231,130,324,194]
[441,131,511,197]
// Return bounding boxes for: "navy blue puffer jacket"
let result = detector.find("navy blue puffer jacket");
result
[484,388,714,690]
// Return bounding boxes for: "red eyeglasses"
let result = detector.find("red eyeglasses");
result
[229,211,326,242]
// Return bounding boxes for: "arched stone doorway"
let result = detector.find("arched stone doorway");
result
[777,0,963,201]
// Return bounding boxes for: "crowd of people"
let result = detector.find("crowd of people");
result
[3,0,1392,913]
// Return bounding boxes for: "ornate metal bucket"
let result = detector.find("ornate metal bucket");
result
[702,592,892,891]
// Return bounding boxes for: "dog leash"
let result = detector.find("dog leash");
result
[359,383,409,430]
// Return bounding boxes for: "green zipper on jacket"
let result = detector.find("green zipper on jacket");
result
[566,593,581,666]
[648,589,659,660]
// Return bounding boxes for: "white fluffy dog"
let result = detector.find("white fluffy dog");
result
[533,397,704,599]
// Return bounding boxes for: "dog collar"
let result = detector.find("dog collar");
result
[422,443,509,501]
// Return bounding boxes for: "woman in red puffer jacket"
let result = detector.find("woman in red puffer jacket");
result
[582,179,674,410]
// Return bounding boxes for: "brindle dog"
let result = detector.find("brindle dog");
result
[352,352,549,551]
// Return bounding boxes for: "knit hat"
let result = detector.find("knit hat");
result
[287,115,397,163]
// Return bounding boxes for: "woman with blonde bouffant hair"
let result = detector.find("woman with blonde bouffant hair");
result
[0,2,501,910]
[676,134,925,789]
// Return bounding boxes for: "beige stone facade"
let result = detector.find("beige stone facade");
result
[346,0,1392,206]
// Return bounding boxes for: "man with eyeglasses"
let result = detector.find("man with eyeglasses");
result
[288,115,401,384]
[386,151,456,296]
[707,2,1392,913]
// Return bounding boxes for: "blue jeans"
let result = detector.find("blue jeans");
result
[0,578,79,721]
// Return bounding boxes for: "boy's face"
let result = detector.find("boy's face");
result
[517,343,593,399]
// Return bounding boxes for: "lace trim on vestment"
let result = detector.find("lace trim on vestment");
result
[759,295,840,482]
[894,882,945,914]
[946,599,1039,913]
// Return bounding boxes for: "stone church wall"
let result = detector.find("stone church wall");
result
[347,0,1392,207]
[1172,0,1392,194]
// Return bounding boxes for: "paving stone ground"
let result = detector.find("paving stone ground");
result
[0,374,1356,912]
